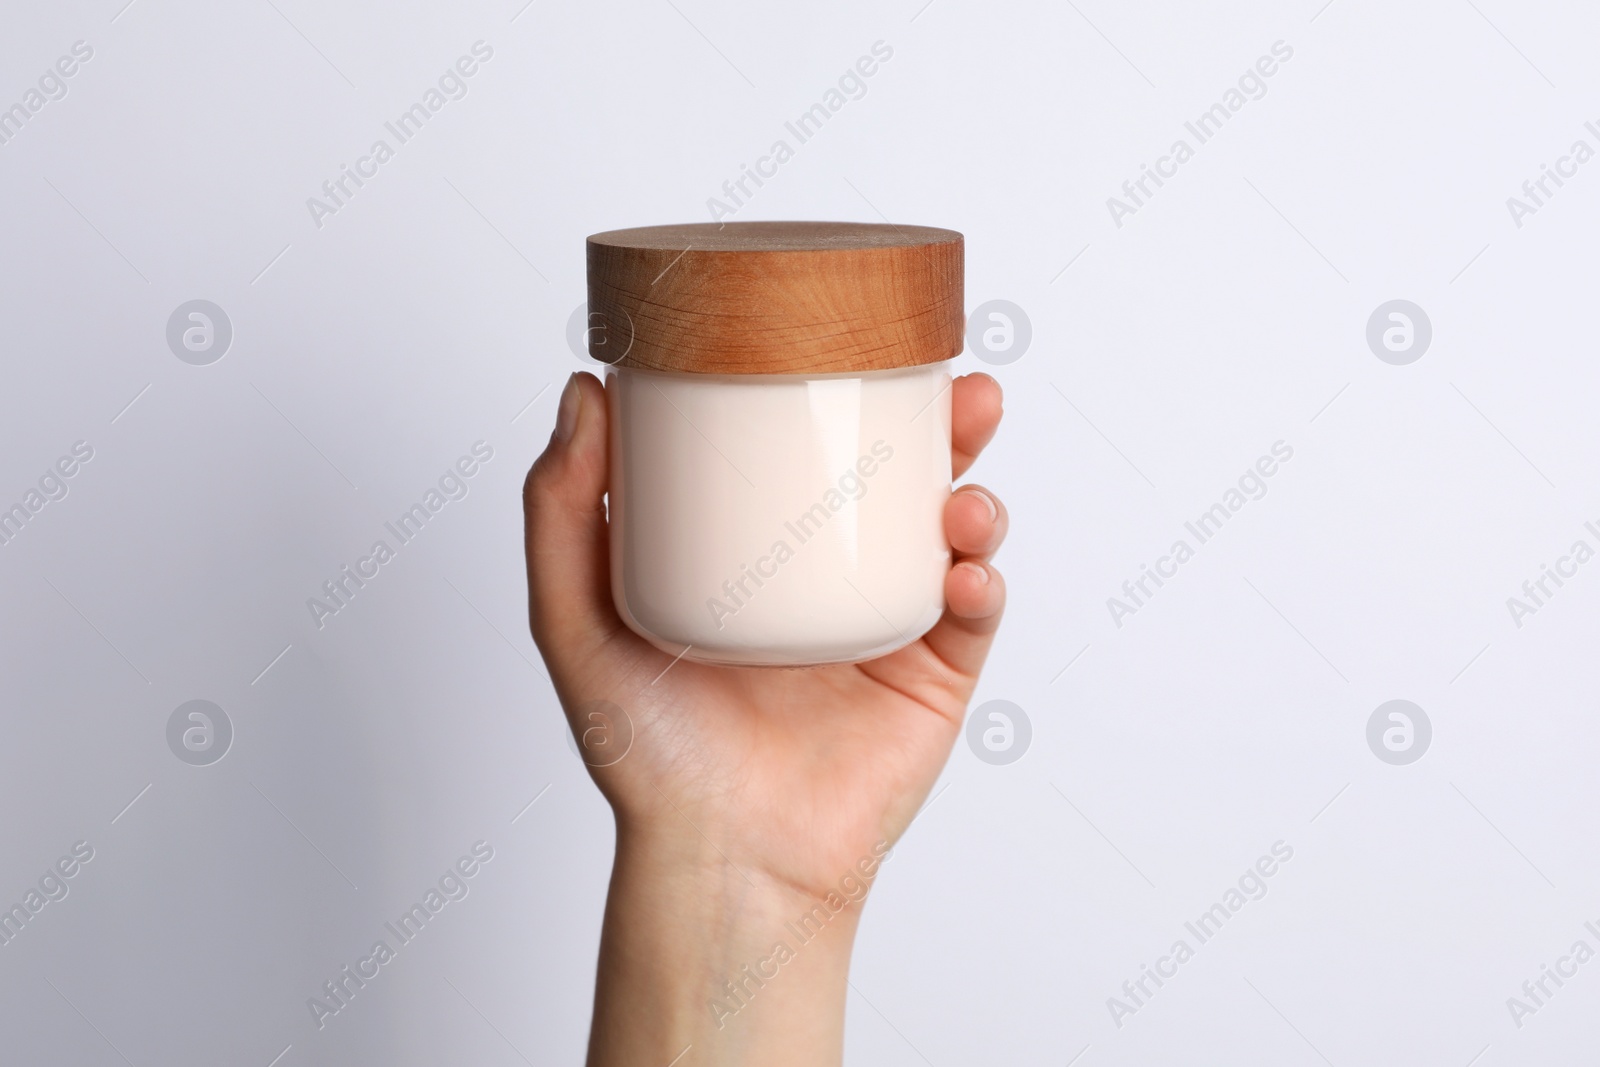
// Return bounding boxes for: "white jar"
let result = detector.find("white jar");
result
[586,222,964,667]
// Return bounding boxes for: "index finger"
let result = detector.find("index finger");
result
[952,372,1002,479]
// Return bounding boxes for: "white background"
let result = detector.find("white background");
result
[3,0,1599,1063]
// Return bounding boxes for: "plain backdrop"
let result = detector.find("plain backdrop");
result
[3,0,1599,1063]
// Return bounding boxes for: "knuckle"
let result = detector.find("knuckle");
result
[522,452,560,506]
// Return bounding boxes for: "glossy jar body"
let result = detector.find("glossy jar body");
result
[607,362,953,667]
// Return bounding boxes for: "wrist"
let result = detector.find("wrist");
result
[586,819,879,1067]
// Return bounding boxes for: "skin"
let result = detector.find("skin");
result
[524,370,1009,1066]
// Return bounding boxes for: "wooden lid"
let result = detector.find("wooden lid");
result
[585,221,963,374]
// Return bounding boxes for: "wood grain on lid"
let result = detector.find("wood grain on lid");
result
[585,221,964,374]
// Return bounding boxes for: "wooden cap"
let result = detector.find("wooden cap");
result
[585,221,964,374]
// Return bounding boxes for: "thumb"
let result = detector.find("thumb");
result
[523,372,621,676]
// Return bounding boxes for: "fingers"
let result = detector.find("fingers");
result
[951,373,1002,480]
[920,558,1007,679]
[907,374,1004,686]
[524,372,622,674]
[859,559,1007,711]
[944,485,1008,562]
[919,481,1008,679]
[858,483,1010,707]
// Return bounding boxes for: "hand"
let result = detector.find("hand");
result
[524,369,1007,1066]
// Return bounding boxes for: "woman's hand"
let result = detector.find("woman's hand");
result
[524,369,1007,1066]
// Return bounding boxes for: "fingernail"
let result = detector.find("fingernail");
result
[962,561,990,585]
[554,374,581,443]
[961,488,998,523]
[975,372,1003,406]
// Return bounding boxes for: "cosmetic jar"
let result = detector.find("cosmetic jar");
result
[587,221,962,667]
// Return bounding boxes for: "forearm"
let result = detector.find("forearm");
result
[587,820,863,1067]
